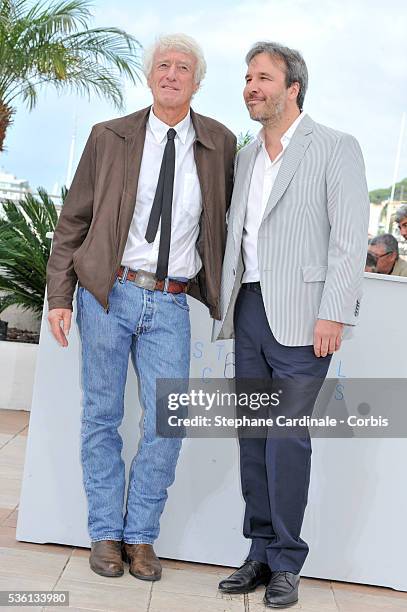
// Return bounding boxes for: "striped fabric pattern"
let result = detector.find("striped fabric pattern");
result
[213,114,370,347]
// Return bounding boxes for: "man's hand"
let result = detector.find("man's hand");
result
[313,319,344,358]
[48,308,72,347]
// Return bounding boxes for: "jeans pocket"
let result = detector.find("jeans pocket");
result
[170,292,190,311]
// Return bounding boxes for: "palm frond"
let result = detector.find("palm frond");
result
[23,0,92,34]
[0,0,142,138]
[237,131,254,151]
[64,27,142,84]
[0,188,58,315]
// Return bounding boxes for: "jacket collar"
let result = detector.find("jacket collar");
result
[190,108,216,150]
[104,105,216,150]
[295,112,313,136]
[148,107,191,144]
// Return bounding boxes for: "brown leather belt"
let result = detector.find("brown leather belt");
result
[117,266,188,294]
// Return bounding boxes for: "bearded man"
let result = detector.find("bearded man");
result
[215,41,369,608]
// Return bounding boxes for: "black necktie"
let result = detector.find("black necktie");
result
[145,128,176,280]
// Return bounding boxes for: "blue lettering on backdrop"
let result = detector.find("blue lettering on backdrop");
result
[193,341,204,359]
[335,360,346,401]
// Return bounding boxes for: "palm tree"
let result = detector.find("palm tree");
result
[0,0,142,150]
[0,187,59,315]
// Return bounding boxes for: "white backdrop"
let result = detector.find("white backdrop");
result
[16,273,407,591]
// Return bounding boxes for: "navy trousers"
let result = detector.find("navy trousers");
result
[234,284,332,574]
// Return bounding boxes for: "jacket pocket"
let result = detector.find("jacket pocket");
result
[72,229,94,266]
[301,265,328,282]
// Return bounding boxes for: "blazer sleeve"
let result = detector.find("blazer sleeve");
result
[317,133,370,325]
[46,126,96,311]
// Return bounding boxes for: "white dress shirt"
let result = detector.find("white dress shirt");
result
[242,112,305,283]
[121,108,202,279]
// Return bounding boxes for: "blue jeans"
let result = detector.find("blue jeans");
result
[76,274,191,543]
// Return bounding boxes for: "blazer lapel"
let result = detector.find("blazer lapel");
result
[261,114,313,224]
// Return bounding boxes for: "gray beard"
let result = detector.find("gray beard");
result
[249,99,285,127]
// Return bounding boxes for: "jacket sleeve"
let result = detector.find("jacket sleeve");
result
[317,133,370,325]
[226,144,239,226]
[225,133,237,214]
[46,126,96,311]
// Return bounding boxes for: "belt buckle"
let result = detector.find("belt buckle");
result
[134,269,157,291]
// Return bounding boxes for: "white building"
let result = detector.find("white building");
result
[0,168,31,202]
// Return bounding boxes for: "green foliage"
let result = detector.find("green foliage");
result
[369,177,407,204]
[237,131,254,151]
[0,188,58,316]
[0,0,142,149]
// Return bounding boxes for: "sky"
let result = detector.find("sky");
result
[1,0,407,195]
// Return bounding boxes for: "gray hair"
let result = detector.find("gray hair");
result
[395,204,407,224]
[370,233,399,256]
[245,41,308,111]
[143,33,207,86]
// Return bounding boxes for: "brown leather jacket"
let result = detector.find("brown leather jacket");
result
[46,106,236,320]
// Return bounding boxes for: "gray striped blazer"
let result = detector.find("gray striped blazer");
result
[213,114,370,346]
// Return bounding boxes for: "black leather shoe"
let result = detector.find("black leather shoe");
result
[264,571,300,608]
[218,560,271,594]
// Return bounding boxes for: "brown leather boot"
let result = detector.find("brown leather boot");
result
[122,543,162,581]
[89,540,124,577]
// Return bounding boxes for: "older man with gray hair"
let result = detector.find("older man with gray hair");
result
[368,233,407,276]
[46,33,236,580]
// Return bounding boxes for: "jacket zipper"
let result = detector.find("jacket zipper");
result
[104,136,129,314]
[104,247,122,313]
[104,267,116,313]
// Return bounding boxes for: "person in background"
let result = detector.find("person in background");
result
[368,234,407,277]
[395,204,407,241]
[364,250,377,273]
